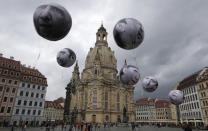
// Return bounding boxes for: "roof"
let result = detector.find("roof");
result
[98,24,106,32]
[44,101,64,109]
[0,56,21,72]
[0,55,47,85]
[177,70,202,90]
[135,98,170,108]
[155,99,170,108]
[135,98,156,106]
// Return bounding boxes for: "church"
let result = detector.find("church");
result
[69,24,135,123]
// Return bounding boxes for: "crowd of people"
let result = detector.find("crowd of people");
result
[4,121,208,131]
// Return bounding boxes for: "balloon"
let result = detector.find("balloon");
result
[113,18,144,50]
[142,76,158,92]
[33,3,72,41]
[119,62,140,85]
[57,48,76,67]
[168,90,184,105]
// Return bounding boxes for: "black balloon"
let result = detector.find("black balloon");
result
[33,3,72,41]
[57,48,76,67]
[113,18,144,50]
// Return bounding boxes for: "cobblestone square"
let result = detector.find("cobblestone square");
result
[0,126,206,131]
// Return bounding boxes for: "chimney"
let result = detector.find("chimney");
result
[33,67,35,69]
[10,56,14,60]
[28,65,31,68]
[23,64,26,67]
[0,53,3,57]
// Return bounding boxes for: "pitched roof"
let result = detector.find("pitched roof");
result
[177,70,202,90]
[44,101,64,109]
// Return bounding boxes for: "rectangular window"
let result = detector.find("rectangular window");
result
[24,101,27,106]
[36,93,39,98]
[34,102,37,106]
[27,110,31,115]
[41,94,44,98]
[2,79,5,83]
[8,80,12,84]
[20,91,23,96]
[27,84,30,88]
[22,83,25,87]
[29,101,32,106]
[0,107,5,113]
[15,109,19,114]
[14,81,18,85]
[42,87,45,90]
[38,110,41,115]
[12,88,15,93]
[21,109,25,115]
[10,97,13,103]
[0,86,3,91]
[3,97,7,102]
[31,93,34,97]
[39,102,42,107]
[32,85,36,89]
[6,88,9,93]
[7,107,11,113]
[25,92,29,97]
[33,110,36,115]
[18,100,21,105]
[38,86,40,90]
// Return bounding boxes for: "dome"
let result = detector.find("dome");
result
[85,46,117,69]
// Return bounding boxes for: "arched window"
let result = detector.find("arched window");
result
[104,92,108,110]
[85,91,88,109]
[92,90,97,110]
[116,92,120,111]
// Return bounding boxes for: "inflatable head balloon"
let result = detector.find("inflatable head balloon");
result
[168,90,184,105]
[142,76,158,92]
[57,48,76,67]
[33,3,72,41]
[119,60,140,85]
[113,18,144,50]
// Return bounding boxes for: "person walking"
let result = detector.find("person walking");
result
[182,123,192,131]
[11,124,14,131]
[22,124,27,131]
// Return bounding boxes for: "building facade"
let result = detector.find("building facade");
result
[177,71,204,126]
[0,55,21,126]
[135,98,177,125]
[11,65,47,126]
[68,25,135,124]
[43,101,64,123]
[196,67,208,125]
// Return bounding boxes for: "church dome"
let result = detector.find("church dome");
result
[82,24,118,81]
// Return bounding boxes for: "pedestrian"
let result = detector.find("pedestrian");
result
[84,123,88,131]
[11,124,14,131]
[22,124,27,131]
[61,123,64,131]
[87,123,91,131]
[131,123,136,131]
[64,123,66,131]
[182,123,192,131]
[81,123,83,131]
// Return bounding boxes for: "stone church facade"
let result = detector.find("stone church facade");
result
[69,25,135,123]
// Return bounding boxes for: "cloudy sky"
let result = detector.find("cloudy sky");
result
[0,0,208,101]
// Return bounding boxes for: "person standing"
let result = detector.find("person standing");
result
[182,123,192,131]
[11,124,14,131]
[22,124,27,131]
